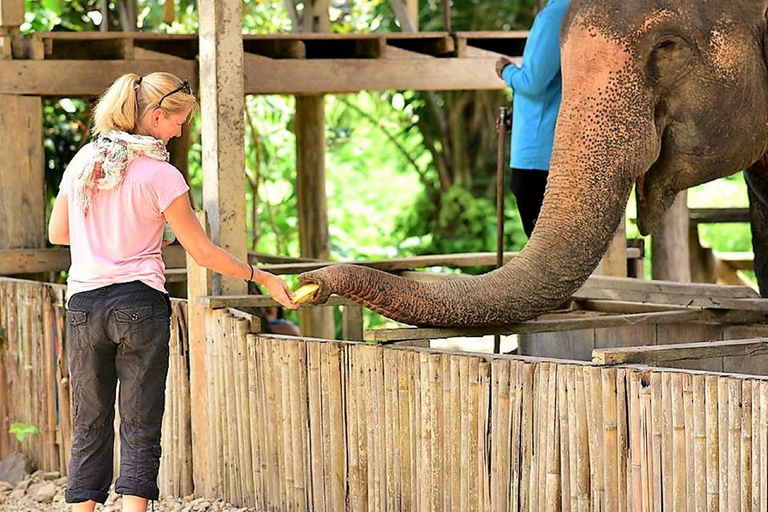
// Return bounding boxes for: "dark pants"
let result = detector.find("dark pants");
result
[510,167,549,238]
[65,281,171,504]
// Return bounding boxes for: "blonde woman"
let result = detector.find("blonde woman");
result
[48,72,297,512]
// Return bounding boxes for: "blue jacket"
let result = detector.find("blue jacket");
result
[502,0,570,170]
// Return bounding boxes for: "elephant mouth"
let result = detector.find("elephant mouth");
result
[635,164,677,235]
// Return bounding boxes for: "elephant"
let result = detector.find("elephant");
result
[298,0,768,327]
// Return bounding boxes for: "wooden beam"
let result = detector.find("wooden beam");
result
[0,245,187,274]
[0,60,197,96]
[689,208,750,224]
[199,0,247,295]
[197,294,353,308]
[592,338,768,366]
[242,58,506,94]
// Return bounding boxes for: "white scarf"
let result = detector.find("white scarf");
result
[75,131,168,214]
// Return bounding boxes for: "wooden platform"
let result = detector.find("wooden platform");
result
[0,30,528,95]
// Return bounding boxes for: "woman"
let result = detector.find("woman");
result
[48,72,297,512]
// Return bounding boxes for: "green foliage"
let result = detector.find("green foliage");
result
[9,422,41,443]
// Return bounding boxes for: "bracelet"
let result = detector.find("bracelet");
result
[245,262,254,283]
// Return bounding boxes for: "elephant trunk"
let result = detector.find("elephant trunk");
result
[299,25,657,327]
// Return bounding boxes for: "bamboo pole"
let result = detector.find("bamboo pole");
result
[346,346,362,509]
[741,379,752,509]
[574,366,590,512]
[639,376,652,511]
[440,353,451,512]
[616,369,628,509]
[718,376,729,508]
[510,360,523,512]
[327,343,347,511]
[490,359,511,510]
[557,364,571,512]
[752,379,760,511]
[727,378,742,511]
[519,362,535,511]
[448,355,461,512]
[383,348,398,512]
[246,334,265,511]
[705,375,719,511]
[602,367,618,512]
[760,381,768,512]
[671,373,687,511]
[545,365,561,510]
[682,373,695,504]
[692,374,706,511]
[307,342,325,512]
[661,372,673,510]
[650,372,663,512]
[628,371,642,511]
[587,366,605,507]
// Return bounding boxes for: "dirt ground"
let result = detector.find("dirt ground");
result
[0,472,252,512]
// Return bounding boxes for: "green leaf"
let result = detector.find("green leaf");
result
[9,422,41,443]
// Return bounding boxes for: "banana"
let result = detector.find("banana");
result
[293,283,320,304]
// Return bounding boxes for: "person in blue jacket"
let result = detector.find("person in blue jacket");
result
[495,0,571,238]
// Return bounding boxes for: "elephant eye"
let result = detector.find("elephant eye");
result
[656,40,675,50]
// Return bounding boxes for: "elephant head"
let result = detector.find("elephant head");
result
[298,0,768,327]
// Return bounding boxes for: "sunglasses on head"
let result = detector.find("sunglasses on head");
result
[157,79,191,109]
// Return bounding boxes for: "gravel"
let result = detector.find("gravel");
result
[0,470,258,512]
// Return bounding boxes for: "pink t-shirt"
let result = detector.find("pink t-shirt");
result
[60,142,189,298]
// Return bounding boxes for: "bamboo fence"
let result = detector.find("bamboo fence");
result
[3,278,768,509]
[195,308,768,511]
[0,278,192,499]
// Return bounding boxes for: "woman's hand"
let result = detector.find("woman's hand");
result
[257,270,299,310]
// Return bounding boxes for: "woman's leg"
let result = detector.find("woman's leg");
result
[110,286,171,503]
[65,292,118,506]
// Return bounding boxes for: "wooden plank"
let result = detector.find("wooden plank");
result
[592,338,768,365]
[576,274,759,299]
[363,309,743,343]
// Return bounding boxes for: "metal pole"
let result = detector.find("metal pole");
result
[494,106,509,354]
[496,106,509,269]
[443,0,452,32]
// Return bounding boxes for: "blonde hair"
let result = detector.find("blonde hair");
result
[91,72,198,135]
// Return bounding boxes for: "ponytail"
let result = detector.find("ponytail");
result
[92,73,142,134]
[91,72,197,135]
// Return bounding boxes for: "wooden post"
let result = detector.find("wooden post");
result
[0,0,23,27]
[652,191,690,282]
[296,95,335,339]
[595,213,628,277]
[0,95,45,253]
[187,212,213,497]
[198,0,247,295]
